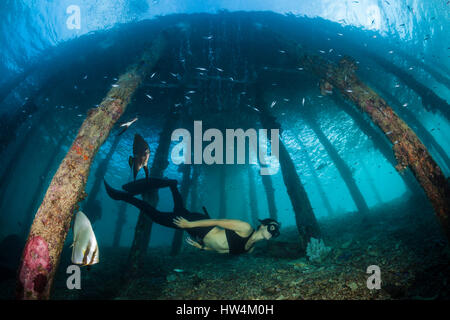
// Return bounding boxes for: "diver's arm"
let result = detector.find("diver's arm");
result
[174,217,251,233]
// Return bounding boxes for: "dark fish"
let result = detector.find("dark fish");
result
[129,134,150,180]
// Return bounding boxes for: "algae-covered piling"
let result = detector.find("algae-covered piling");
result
[16,33,167,300]
[302,54,450,241]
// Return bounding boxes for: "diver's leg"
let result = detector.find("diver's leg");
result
[169,184,184,211]
[122,178,178,195]
[105,180,158,212]
[104,180,181,229]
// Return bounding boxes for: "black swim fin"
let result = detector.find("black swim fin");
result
[104,180,130,201]
[202,206,210,219]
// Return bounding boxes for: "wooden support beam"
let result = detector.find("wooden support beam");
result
[255,82,321,253]
[16,33,167,300]
[170,164,192,256]
[126,104,179,277]
[301,54,450,241]
[247,166,260,226]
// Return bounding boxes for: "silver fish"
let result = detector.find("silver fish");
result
[71,211,99,266]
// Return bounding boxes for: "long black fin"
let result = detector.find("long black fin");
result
[104,180,132,201]
[202,206,210,219]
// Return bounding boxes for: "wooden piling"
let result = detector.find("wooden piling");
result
[16,33,167,299]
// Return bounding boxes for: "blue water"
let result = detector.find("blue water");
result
[0,0,448,300]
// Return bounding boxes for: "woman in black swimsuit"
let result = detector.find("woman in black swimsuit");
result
[104,178,280,255]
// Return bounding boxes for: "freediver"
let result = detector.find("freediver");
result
[104,178,280,255]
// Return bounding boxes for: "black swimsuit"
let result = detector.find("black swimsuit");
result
[225,229,255,255]
[104,178,253,255]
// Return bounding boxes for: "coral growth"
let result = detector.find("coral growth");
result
[17,236,52,299]
[306,237,331,263]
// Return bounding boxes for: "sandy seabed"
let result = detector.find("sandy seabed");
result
[1,195,449,300]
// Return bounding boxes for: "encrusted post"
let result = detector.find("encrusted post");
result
[127,106,179,277]
[170,164,192,256]
[247,166,260,226]
[302,54,450,241]
[295,136,334,216]
[260,172,279,221]
[21,129,70,238]
[218,166,227,219]
[255,82,321,253]
[83,132,123,223]
[15,33,167,300]
[329,93,422,194]
[112,201,127,248]
[306,117,369,215]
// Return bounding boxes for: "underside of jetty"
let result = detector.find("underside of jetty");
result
[8,13,449,300]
